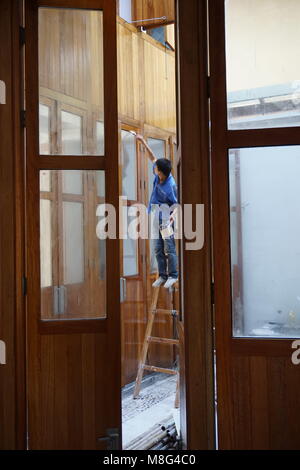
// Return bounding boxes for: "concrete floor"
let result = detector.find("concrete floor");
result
[122,374,179,449]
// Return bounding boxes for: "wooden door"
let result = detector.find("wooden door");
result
[25,0,120,449]
[209,0,300,449]
[143,133,176,370]
[119,125,148,386]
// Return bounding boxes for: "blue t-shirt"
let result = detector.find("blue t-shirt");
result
[148,164,178,216]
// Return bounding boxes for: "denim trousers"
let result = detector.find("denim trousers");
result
[154,228,178,280]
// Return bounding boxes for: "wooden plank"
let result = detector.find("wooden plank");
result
[143,365,177,375]
[148,337,179,345]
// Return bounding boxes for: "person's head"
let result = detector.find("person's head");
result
[154,158,172,182]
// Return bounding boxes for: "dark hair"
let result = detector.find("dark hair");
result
[156,158,172,178]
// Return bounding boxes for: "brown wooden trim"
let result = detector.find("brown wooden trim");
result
[178,0,215,450]
[38,319,107,334]
[227,128,300,149]
[231,338,300,357]
[37,0,105,8]
[209,0,235,449]
[14,0,27,450]
[35,156,106,170]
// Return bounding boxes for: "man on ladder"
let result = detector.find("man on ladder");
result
[136,134,178,288]
[133,134,179,406]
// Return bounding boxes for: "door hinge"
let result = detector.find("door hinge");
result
[22,276,27,296]
[97,428,120,450]
[20,110,26,128]
[211,282,215,305]
[19,26,25,46]
[207,75,211,98]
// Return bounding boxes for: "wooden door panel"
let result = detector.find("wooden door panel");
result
[26,0,120,449]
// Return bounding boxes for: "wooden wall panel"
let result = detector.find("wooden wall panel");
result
[229,354,300,449]
[132,0,175,28]
[28,333,106,449]
[117,19,176,133]
[117,21,140,122]
[144,40,176,132]
[39,9,104,110]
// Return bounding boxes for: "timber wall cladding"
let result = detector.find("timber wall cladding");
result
[40,11,176,133]
[132,0,175,28]
[117,18,176,132]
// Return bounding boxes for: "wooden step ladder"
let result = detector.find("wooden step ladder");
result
[133,284,180,408]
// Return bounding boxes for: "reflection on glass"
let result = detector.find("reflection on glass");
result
[62,170,83,195]
[123,207,138,276]
[229,146,300,338]
[39,104,50,154]
[40,199,52,287]
[38,8,104,155]
[63,201,84,284]
[61,111,82,155]
[121,130,137,201]
[40,170,106,320]
[96,121,105,156]
[40,170,51,192]
[226,0,300,129]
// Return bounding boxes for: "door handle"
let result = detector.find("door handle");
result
[53,286,59,315]
[59,286,66,315]
[123,277,127,302]
[97,428,120,450]
[120,277,127,303]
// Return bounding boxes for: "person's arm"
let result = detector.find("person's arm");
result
[135,134,157,163]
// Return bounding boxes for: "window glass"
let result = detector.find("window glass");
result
[39,8,104,155]
[40,170,106,320]
[226,0,300,129]
[229,146,300,338]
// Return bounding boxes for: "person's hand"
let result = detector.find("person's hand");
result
[136,134,145,144]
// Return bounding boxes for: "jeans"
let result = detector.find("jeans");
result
[154,229,178,280]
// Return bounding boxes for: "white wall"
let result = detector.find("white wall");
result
[119,0,132,23]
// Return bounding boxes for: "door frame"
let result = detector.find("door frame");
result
[1,0,216,450]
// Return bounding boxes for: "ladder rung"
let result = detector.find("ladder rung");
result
[143,365,178,375]
[148,336,179,345]
[155,308,179,316]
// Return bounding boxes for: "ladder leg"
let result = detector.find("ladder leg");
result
[174,373,180,409]
[133,287,160,398]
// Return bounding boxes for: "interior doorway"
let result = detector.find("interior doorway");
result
[117,1,182,450]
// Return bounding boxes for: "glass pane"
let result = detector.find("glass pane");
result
[123,207,138,276]
[226,0,300,129]
[63,202,84,284]
[61,111,82,155]
[62,170,83,195]
[229,146,300,338]
[39,8,104,155]
[40,170,106,320]
[40,170,51,192]
[96,170,105,198]
[121,130,137,201]
[39,104,50,154]
[96,121,105,155]
[40,199,52,288]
